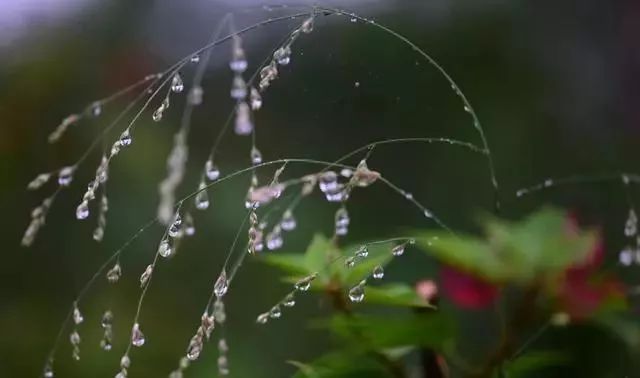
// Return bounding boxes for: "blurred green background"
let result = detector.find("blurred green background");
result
[1,0,639,376]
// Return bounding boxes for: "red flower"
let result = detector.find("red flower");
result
[439,212,626,314]
[440,265,498,309]
[558,224,625,319]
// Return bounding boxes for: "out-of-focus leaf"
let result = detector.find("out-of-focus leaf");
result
[503,350,569,377]
[329,313,454,349]
[291,349,389,378]
[304,234,338,277]
[287,360,318,377]
[364,283,435,308]
[262,254,309,275]
[595,315,640,349]
[416,208,596,284]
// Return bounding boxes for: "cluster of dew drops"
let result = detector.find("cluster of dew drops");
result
[254,239,417,325]
[619,208,640,266]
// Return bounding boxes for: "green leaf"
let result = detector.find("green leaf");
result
[595,315,640,349]
[504,350,569,377]
[291,350,389,378]
[304,234,338,277]
[262,253,309,276]
[328,313,455,349]
[416,207,596,285]
[364,283,435,308]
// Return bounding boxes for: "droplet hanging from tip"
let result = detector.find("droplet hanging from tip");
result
[372,265,384,279]
[214,270,229,298]
[204,159,221,181]
[195,182,210,210]
[158,239,172,258]
[131,323,145,347]
[171,73,184,93]
[280,210,296,231]
[348,281,366,303]
[58,166,74,187]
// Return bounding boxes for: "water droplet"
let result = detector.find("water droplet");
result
[230,41,248,73]
[269,305,282,319]
[355,245,369,258]
[234,102,253,135]
[183,213,196,236]
[90,102,102,117]
[58,166,74,186]
[218,338,228,353]
[188,85,203,105]
[350,17,357,23]
[259,63,278,89]
[335,225,348,236]
[99,310,112,328]
[283,293,295,307]
[120,355,130,369]
[27,173,51,190]
[250,147,263,165]
[43,360,54,378]
[348,281,366,303]
[250,87,262,110]
[152,104,166,122]
[300,16,314,33]
[100,337,112,351]
[76,201,90,220]
[423,209,433,218]
[620,247,634,266]
[345,256,357,268]
[70,330,81,345]
[168,215,182,238]
[281,210,296,231]
[158,239,172,258]
[319,171,338,193]
[274,46,292,66]
[140,264,153,287]
[266,227,283,250]
[335,208,350,228]
[214,270,229,298]
[325,185,347,202]
[186,336,203,361]
[107,263,121,283]
[372,265,384,279]
[230,76,247,100]
[294,273,316,291]
[204,160,220,181]
[72,304,83,325]
[195,182,210,210]
[256,312,269,324]
[190,54,200,63]
[218,355,230,376]
[119,130,132,146]
[392,244,405,257]
[171,73,184,93]
[625,209,637,237]
[213,299,226,323]
[131,323,145,347]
